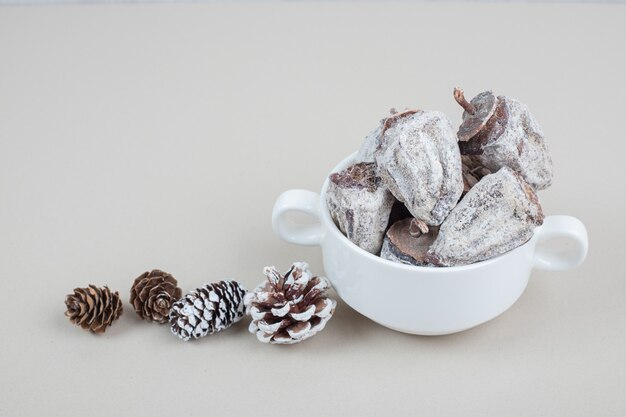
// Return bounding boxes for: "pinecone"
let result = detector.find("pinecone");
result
[130,269,182,324]
[245,262,336,345]
[169,280,247,341]
[65,285,123,334]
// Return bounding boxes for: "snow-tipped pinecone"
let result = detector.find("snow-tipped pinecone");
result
[245,262,336,344]
[169,280,247,341]
[64,285,123,334]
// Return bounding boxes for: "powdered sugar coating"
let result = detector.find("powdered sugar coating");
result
[465,96,553,190]
[326,163,395,254]
[355,110,419,165]
[427,167,544,267]
[355,125,383,164]
[375,110,463,226]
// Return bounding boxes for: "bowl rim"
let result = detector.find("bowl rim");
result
[320,152,539,273]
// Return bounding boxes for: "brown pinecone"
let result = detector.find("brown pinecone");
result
[65,285,123,334]
[245,262,336,345]
[130,269,182,324]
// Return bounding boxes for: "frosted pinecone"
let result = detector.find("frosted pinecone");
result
[245,262,336,344]
[169,280,246,341]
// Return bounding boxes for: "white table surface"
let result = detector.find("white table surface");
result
[1,3,625,416]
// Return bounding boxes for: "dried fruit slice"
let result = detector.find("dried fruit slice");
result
[326,162,395,254]
[455,89,497,142]
[426,167,544,266]
[454,88,553,190]
[375,110,463,226]
[380,218,439,266]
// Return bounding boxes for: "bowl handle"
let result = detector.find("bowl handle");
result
[533,215,588,271]
[272,189,324,246]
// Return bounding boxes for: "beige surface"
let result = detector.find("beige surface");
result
[0,3,625,416]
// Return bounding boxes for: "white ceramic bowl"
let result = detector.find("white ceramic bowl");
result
[272,153,588,335]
